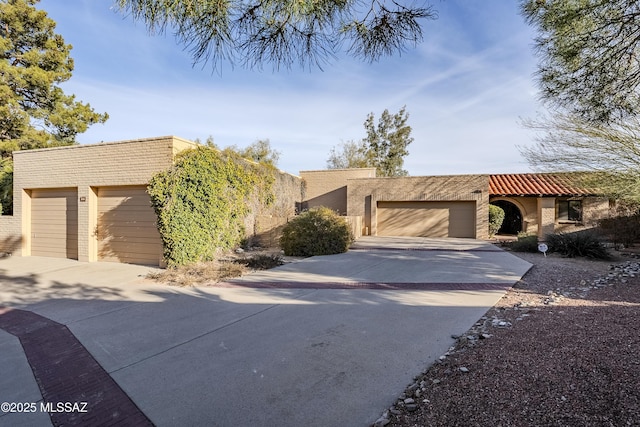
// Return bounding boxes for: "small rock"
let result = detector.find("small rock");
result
[406,404,418,412]
[404,398,415,404]
[373,417,390,427]
[432,379,441,385]
[459,367,469,373]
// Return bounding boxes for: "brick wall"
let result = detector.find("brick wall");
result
[7,136,197,260]
[300,168,376,214]
[347,175,490,238]
[244,169,302,247]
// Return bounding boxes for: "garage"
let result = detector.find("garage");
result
[97,186,162,265]
[31,188,78,259]
[377,201,476,238]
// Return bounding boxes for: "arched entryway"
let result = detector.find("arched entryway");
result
[491,200,523,235]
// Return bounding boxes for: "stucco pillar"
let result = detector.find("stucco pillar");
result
[77,186,99,262]
[20,189,31,256]
[537,197,555,239]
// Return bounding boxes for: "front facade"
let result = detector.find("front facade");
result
[0,137,611,267]
[302,169,610,240]
[0,136,198,266]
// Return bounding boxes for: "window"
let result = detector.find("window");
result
[558,200,582,222]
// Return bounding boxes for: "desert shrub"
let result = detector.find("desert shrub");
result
[489,204,505,237]
[546,231,611,259]
[510,232,539,252]
[598,205,640,248]
[240,253,284,269]
[280,207,353,256]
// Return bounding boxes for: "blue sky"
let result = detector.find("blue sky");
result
[38,0,542,176]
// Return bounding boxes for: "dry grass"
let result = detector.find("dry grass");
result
[147,250,285,287]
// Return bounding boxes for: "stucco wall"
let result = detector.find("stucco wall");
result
[490,196,610,237]
[300,168,376,215]
[347,174,490,238]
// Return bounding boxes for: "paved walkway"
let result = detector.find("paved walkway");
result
[0,237,532,427]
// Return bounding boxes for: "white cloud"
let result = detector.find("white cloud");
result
[44,0,542,176]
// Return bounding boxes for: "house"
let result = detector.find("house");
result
[0,136,610,267]
[0,136,300,266]
[301,169,610,240]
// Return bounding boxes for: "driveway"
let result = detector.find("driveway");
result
[0,237,531,427]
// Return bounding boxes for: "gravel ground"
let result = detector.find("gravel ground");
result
[374,250,640,427]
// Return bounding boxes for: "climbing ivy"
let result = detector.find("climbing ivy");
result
[148,146,275,267]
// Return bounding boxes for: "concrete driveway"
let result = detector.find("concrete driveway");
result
[0,237,531,427]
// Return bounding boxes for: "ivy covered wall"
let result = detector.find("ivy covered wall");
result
[148,146,301,267]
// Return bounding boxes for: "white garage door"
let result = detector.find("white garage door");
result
[377,201,476,238]
[31,188,78,259]
[97,186,162,266]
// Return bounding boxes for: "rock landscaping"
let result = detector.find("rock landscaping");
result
[376,251,640,427]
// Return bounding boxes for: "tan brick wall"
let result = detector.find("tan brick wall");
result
[347,175,490,239]
[554,196,610,234]
[8,136,196,261]
[244,169,302,247]
[300,168,376,215]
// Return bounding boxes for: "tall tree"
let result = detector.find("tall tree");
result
[0,0,108,213]
[115,0,438,70]
[522,0,640,123]
[327,106,413,177]
[521,113,640,201]
[326,140,368,169]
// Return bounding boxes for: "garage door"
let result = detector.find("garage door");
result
[377,201,476,238]
[31,188,78,259]
[97,186,162,265]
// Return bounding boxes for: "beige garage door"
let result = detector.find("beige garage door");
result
[31,188,78,259]
[97,186,162,265]
[377,201,476,238]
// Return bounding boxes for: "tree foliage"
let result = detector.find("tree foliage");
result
[488,204,505,237]
[326,139,368,169]
[522,0,640,123]
[327,106,413,176]
[115,0,438,70]
[0,0,108,213]
[521,113,640,201]
[148,146,275,267]
[1,0,108,150]
[231,139,280,166]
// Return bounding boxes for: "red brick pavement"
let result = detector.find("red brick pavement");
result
[217,281,511,290]
[0,307,153,426]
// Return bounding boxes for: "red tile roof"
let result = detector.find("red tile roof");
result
[489,173,595,196]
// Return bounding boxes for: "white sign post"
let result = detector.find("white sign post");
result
[538,243,548,257]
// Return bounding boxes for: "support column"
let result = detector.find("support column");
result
[537,197,555,239]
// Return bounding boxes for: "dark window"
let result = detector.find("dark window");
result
[558,200,582,221]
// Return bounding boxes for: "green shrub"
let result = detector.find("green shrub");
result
[510,232,539,252]
[546,231,611,259]
[148,147,275,267]
[280,207,353,256]
[489,204,505,237]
